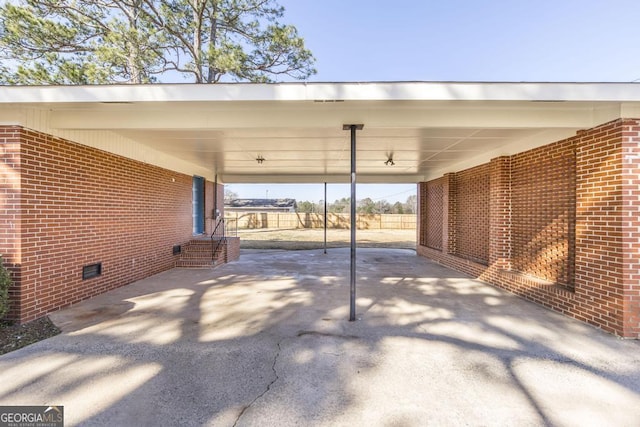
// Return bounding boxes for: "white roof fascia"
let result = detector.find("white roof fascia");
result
[3,82,640,104]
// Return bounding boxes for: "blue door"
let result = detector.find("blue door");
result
[192,176,205,235]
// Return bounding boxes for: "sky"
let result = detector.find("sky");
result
[279,0,640,83]
[228,0,640,203]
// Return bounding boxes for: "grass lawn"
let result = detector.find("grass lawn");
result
[237,228,416,250]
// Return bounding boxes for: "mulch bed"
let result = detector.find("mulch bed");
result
[0,317,61,356]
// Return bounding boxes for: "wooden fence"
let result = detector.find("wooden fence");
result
[226,212,416,230]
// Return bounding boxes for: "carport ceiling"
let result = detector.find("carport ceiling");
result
[4,81,640,183]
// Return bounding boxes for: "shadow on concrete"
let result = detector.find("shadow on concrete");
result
[0,249,639,426]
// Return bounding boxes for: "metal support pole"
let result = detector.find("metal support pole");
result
[324,182,327,254]
[343,124,363,321]
[350,127,356,321]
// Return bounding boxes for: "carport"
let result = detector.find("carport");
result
[2,81,640,335]
[2,82,640,425]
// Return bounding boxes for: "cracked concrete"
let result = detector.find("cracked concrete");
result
[233,338,282,427]
[1,248,640,426]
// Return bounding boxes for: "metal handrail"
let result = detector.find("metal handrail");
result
[224,216,238,237]
[211,218,226,260]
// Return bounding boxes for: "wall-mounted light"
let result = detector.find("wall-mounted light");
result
[385,157,395,166]
[256,155,265,164]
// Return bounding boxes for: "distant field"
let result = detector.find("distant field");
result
[237,228,416,250]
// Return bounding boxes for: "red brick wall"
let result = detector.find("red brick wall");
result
[0,126,201,322]
[418,119,640,338]
[419,166,491,265]
[455,164,490,264]
[511,139,576,287]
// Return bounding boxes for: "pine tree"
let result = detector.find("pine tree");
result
[0,0,316,84]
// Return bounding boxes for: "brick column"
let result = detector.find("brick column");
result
[205,180,214,235]
[575,119,631,336]
[216,183,225,217]
[204,181,226,235]
[489,156,512,270]
[621,120,640,337]
[0,126,23,320]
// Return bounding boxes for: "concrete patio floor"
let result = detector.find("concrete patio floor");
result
[1,248,639,426]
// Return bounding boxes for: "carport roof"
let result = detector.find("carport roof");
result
[2,81,640,183]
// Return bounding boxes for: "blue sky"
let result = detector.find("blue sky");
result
[280,0,640,83]
[228,0,640,203]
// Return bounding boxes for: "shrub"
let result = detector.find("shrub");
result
[0,256,12,320]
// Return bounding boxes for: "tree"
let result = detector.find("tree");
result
[0,0,165,84]
[357,197,376,214]
[296,200,315,213]
[377,200,392,214]
[224,188,239,202]
[329,197,350,213]
[403,195,417,214]
[0,0,316,84]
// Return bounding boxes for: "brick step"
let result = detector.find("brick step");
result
[181,246,223,254]
[182,249,220,256]
[180,246,224,255]
[180,253,221,261]
[176,239,227,268]
[184,240,224,250]
[175,258,225,268]
[184,244,215,250]
[179,252,222,260]
[187,238,224,244]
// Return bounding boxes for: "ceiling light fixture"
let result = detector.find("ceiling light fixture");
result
[256,155,265,164]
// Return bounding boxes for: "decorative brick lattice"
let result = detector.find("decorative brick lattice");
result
[455,165,491,264]
[511,139,576,287]
[425,180,444,250]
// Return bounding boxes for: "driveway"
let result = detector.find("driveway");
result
[1,248,639,426]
